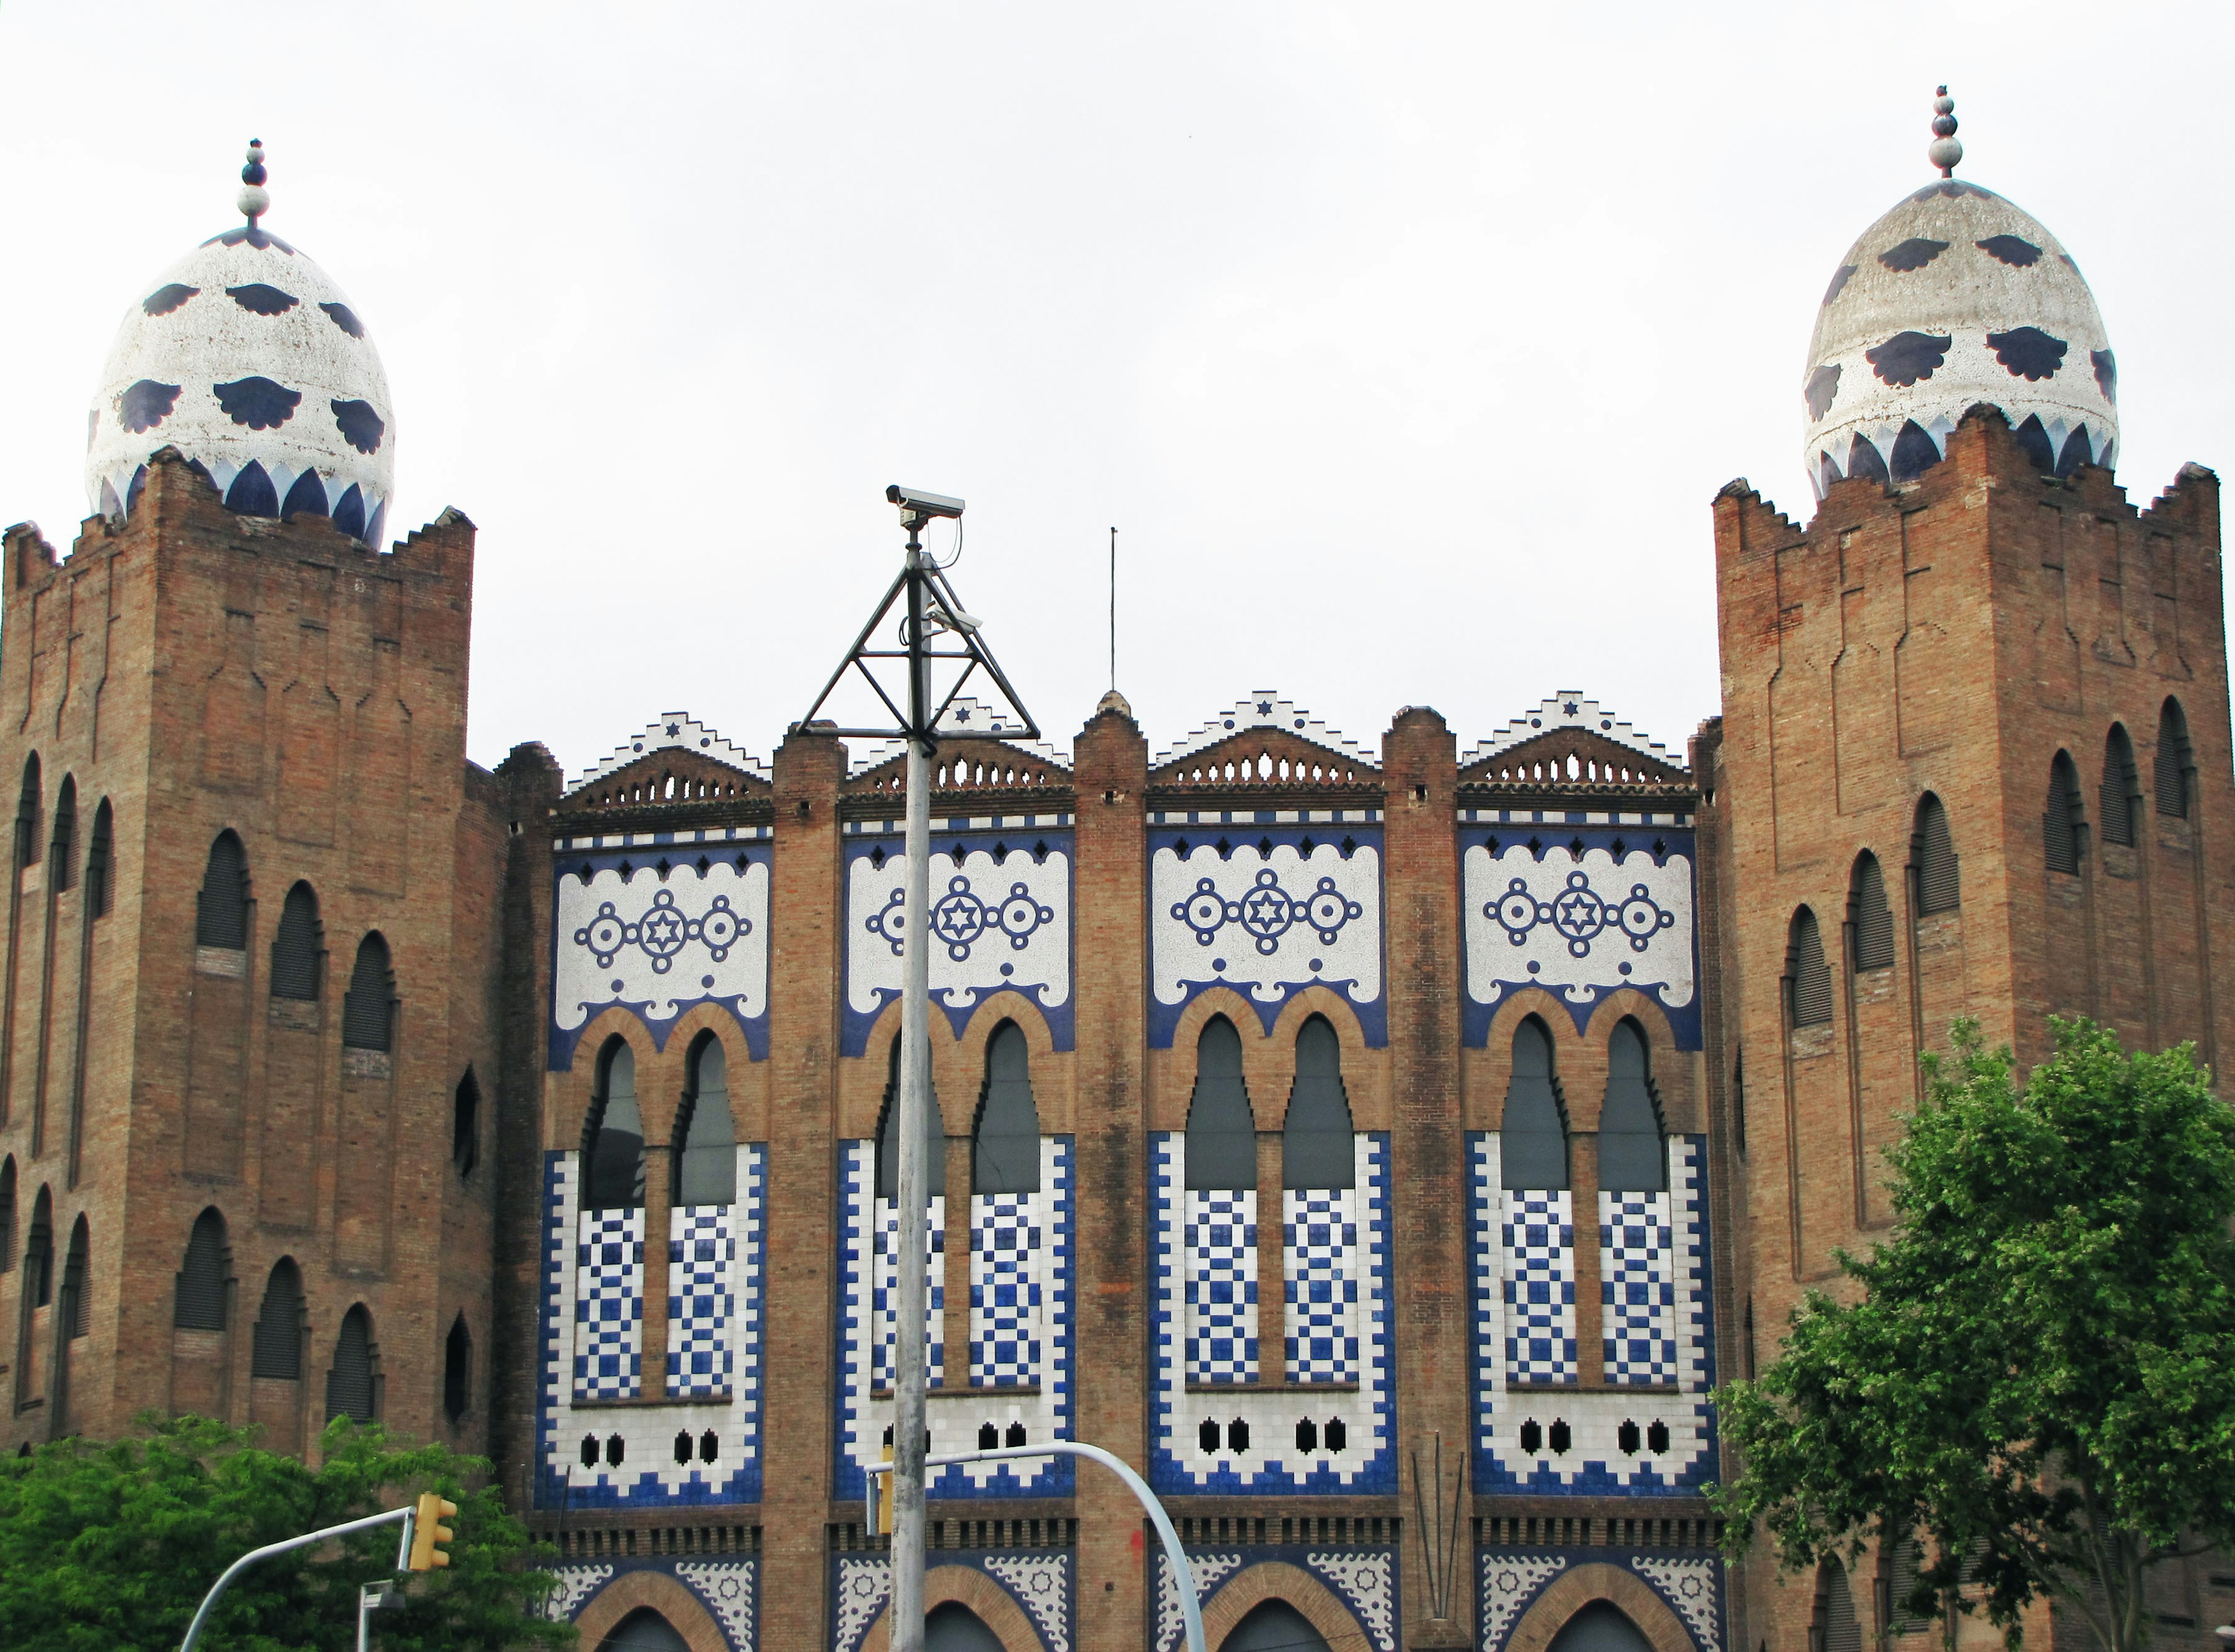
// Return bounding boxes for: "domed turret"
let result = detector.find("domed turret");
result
[84,141,395,543]
[1803,90,2116,499]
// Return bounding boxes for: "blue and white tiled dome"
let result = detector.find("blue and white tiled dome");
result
[1803,91,2116,499]
[84,142,394,543]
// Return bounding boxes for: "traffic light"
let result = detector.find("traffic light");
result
[871,1441,894,1536]
[407,1491,459,1571]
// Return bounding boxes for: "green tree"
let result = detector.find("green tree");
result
[0,1412,576,1652]
[1713,1018,2235,1651]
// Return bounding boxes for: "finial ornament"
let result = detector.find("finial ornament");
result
[237,139,270,226]
[1928,87,1962,178]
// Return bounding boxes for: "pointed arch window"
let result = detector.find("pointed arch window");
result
[1849,853,1895,970]
[2100,729,2140,848]
[1282,1016,1354,1189]
[325,1304,378,1423]
[271,883,322,1000]
[196,832,249,949]
[0,1156,13,1274]
[84,800,112,917]
[972,1022,1041,1194]
[48,778,75,892]
[1787,907,1833,1027]
[443,1314,471,1423]
[452,1068,481,1178]
[23,1187,52,1310]
[1598,1019,1666,1193]
[1499,1017,1569,1189]
[2156,699,2194,818]
[1814,1557,1863,1652]
[2045,751,2086,875]
[61,1215,88,1339]
[584,1038,645,1210]
[173,1207,228,1330]
[340,934,393,1051]
[1184,1016,1256,1190]
[13,754,40,870]
[1914,795,1960,912]
[675,1035,736,1206]
[876,1031,945,1198]
[250,1259,303,1379]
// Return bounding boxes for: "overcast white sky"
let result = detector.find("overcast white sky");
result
[2,3,2229,778]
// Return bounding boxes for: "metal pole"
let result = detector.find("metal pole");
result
[891,534,934,1652]
[180,1505,412,1652]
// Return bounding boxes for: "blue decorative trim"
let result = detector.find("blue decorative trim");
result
[1480,1548,1726,1652]
[1148,809,1382,825]
[555,825,772,850]
[845,814,1073,834]
[1456,809,1691,826]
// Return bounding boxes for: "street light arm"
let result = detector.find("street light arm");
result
[180,1505,413,1652]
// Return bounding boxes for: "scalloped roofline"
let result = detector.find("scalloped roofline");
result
[1152,692,1374,770]
[1463,692,1679,769]
[570,712,769,793]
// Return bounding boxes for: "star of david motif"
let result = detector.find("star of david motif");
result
[573,888,752,974]
[867,874,1054,962]
[1173,867,1363,956]
[1489,870,1675,959]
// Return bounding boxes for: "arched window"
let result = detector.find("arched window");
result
[340,934,393,1051]
[1814,1556,1864,1652]
[1282,1015,1355,1190]
[1546,1603,1654,1652]
[1223,1601,1335,1652]
[1849,853,1895,971]
[1184,1015,1256,1190]
[875,1030,944,1198]
[48,777,75,892]
[443,1314,471,1423]
[924,1603,1009,1652]
[1500,1016,1569,1190]
[84,800,113,917]
[1914,794,1960,913]
[23,1187,52,1309]
[1786,908,1833,1027]
[603,1610,692,1652]
[2099,728,2140,848]
[196,831,249,950]
[584,1038,645,1210]
[0,1156,13,1274]
[675,1036,736,1205]
[14,754,41,869]
[270,883,321,1000]
[250,1259,303,1379]
[973,1021,1041,1194]
[173,1207,228,1330]
[1883,1533,1934,1635]
[1598,1019,1666,1193]
[325,1304,378,1423]
[450,1068,481,1176]
[2045,751,2086,875]
[2156,699,2194,818]
[61,1215,88,1339]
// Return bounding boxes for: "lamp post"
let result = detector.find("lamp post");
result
[800,486,1038,1652]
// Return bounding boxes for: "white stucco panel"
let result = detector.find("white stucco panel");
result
[845,849,1072,1019]
[554,859,770,1030]
[1151,842,1381,1007]
[1461,845,1693,1011]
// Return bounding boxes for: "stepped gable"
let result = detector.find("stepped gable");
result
[1149,692,1381,811]
[1152,691,1374,770]
[558,713,771,823]
[1461,693,1691,802]
[843,694,1067,776]
[845,739,1073,824]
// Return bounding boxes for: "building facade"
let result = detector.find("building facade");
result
[1,107,2229,1652]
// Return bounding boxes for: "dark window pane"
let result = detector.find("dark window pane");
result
[1500,1018,1569,1190]
[1282,1016,1355,1190]
[1184,1017,1256,1191]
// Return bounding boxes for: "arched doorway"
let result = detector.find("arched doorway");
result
[1548,1601,1656,1652]
[926,1601,1007,1652]
[1222,1599,1334,1652]
[600,1607,690,1652]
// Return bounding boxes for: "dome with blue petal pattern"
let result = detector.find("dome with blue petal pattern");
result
[1803,90,2116,500]
[84,141,395,544]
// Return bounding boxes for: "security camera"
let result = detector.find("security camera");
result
[934,602,984,636]
[886,484,964,522]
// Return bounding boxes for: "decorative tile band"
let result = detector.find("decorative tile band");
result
[1148,809,1382,825]
[555,825,774,850]
[844,814,1074,834]
[1456,809,1691,827]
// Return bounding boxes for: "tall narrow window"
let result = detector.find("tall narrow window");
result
[61,1215,88,1338]
[1184,1016,1256,1189]
[15,754,41,868]
[1499,1018,1569,1189]
[23,1188,52,1309]
[325,1304,378,1423]
[2156,699,2194,818]
[2099,729,2139,848]
[1786,908,1833,1027]
[1730,1054,1746,1155]
[452,1068,481,1178]
[1914,794,1960,913]
[48,778,75,892]
[84,801,113,918]
[270,883,322,1000]
[443,1314,471,1423]
[675,1036,736,1205]
[1849,853,1895,971]
[584,1039,645,1210]
[972,1022,1041,1194]
[173,1208,228,1330]
[1815,1557,1863,1652]
[0,1156,13,1273]
[2045,751,2086,875]
[250,1259,303,1379]
[876,1030,945,1197]
[1598,1020,1665,1192]
[196,832,249,949]
[340,934,392,1051]
[1282,1016,1355,1189]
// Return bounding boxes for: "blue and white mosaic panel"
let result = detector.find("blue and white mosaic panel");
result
[1503,1190,1577,1386]
[536,1149,767,1509]
[843,837,1072,1056]
[1150,831,1384,1047]
[872,1195,946,1392]
[1153,1548,1397,1652]
[1470,1135,1716,1495]
[552,855,770,1068]
[836,1139,1076,1499]
[1479,1550,1725,1652]
[1601,1190,1677,1387]
[1185,1190,1258,1385]
[831,1549,1074,1652]
[1461,833,1698,1048]
[973,1191,1048,1387]
[551,1559,758,1652]
[1151,1135,1395,1495]
[1285,1187,1359,1386]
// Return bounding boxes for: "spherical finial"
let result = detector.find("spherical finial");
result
[1928,86,1963,177]
[237,139,270,225]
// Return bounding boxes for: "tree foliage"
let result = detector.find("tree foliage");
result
[0,1413,576,1652]
[1713,1018,2235,1651]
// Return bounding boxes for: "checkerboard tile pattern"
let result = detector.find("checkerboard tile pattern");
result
[1600,1189,1677,1385]
[872,1194,946,1390]
[1285,1187,1360,1385]
[666,1204,734,1398]
[574,1207,645,1401]
[971,1191,1044,1387]
[1501,1189,1577,1385]
[1184,1189,1258,1385]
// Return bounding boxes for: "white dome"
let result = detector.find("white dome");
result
[1803,178,2115,499]
[84,221,394,542]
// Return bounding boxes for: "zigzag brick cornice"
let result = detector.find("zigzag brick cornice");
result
[1148,726,1383,810]
[1459,726,1691,797]
[554,747,775,836]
